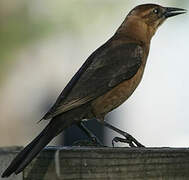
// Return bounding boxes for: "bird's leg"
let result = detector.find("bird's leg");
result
[101,121,145,147]
[75,122,104,147]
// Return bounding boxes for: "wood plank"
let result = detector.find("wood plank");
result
[22,146,189,180]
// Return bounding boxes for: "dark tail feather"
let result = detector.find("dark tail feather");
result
[2,117,68,178]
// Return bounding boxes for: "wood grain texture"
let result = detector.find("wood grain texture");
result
[22,146,189,180]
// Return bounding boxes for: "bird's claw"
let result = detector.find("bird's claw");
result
[91,136,105,147]
[112,137,135,147]
[112,134,145,148]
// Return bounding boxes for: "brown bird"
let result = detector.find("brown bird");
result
[2,3,186,177]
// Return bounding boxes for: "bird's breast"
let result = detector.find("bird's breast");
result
[91,65,145,120]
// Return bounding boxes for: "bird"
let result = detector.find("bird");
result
[2,3,186,178]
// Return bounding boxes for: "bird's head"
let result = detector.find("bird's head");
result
[129,4,186,31]
[118,4,187,43]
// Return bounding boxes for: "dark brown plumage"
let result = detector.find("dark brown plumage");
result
[2,3,186,177]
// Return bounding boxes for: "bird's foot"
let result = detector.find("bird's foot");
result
[112,133,145,148]
[101,121,145,148]
[90,136,105,146]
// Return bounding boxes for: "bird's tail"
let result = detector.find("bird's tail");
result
[1,117,72,178]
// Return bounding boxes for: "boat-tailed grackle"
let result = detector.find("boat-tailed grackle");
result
[2,3,186,177]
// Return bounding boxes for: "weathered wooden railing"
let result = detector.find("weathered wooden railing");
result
[1,146,189,179]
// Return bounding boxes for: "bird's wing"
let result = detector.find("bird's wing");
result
[42,41,143,120]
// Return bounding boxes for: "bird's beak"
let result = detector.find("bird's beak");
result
[164,7,187,18]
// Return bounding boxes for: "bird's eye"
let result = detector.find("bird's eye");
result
[153,8,159,14]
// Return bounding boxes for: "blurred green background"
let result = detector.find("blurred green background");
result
[0,0,188,147]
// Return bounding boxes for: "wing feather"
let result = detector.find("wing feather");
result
[43,40,143,119]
